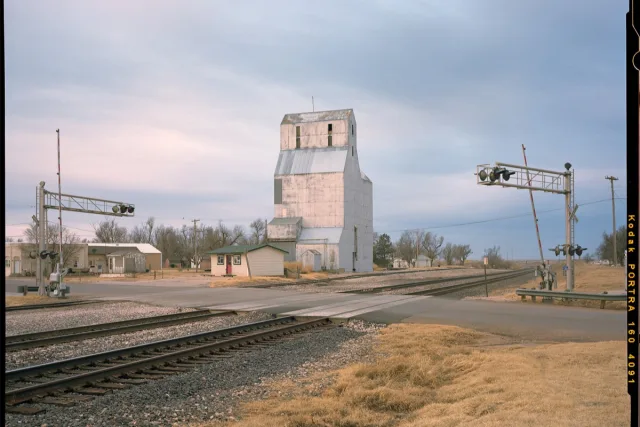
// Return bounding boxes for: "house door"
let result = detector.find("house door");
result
[226,255,232,275]
[13,260,21,274]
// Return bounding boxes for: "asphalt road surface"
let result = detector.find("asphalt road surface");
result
[4,278,626,342]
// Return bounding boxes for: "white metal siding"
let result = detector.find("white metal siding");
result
[247,248,284,276]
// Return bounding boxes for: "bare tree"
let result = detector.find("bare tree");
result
[92,219,129,243]
[422,232,444,267]
[23,224,83,271]
[129,217,156,244]
[442,243,456,265]
[395,231,415,265]
[249,218,267,245]
[453,244,472,265]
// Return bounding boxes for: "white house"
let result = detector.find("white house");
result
[267,109,373,273]
[207,244,288,277]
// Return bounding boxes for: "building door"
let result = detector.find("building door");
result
[13,259,21,274]
[226,255,232,275]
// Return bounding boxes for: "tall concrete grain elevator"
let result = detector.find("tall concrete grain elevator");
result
[267,109,373,273]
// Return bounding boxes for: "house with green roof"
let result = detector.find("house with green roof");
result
[207,244,288,277]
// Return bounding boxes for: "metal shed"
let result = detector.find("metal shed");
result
[106,248,147,274]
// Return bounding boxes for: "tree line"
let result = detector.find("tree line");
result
[13,217,270,270]
[373,230,473,267]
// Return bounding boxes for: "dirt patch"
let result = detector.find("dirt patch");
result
[467,262,626,310]
[5,295,87,307]
[190,323,628,427]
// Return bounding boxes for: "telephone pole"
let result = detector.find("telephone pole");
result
[192,219,200,271]
[605,176,619,266]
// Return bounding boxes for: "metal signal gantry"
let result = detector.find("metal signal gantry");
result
[475,161,577,292]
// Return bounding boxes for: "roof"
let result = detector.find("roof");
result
[207,244,289,255]
[88,243,161,254]
[106,248,142,257]
[268,217,302,226]
[281,109,353,125]
[297,227,344,244]
[361,171,372,183]
[275,147,347,175]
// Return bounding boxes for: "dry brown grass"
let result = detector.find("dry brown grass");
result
[190,324,628,427]
[483,261,627,309]
[5,295,85,307]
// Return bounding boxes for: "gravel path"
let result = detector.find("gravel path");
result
[5,311,272,370]
[5,320,386,427]
[5,301,198,336]
[276,268,509,293]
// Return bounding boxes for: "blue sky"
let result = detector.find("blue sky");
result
[4,0,628,260]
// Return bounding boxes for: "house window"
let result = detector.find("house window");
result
[73,259,79,268]
[296,126,301,149]
[352,124,354,135]
[217,255,224,265]
[89,260,95,267]
[274,178,283,204]
[328,123,332,147]
[5,259,10,267]
[233,255,241,265]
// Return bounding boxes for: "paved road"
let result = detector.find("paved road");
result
[4,278,626,342]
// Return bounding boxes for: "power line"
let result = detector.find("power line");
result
[376,197,627,234]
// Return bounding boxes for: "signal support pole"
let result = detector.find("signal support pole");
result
[605,176,619,266]
[192,219,200,272]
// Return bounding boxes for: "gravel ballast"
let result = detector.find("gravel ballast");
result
[5,310,272,370]
[4,320,386,427]
[5,301,199,336]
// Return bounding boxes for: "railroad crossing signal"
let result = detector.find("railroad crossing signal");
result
[549,244,587,258]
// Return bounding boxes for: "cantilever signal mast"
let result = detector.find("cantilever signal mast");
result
[522,145,545,266]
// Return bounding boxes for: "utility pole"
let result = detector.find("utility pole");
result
[192,219,200,271]
[56,129,64,292]
[605,176,619,266]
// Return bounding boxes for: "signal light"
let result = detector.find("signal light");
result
[40,250,49,260]
[29,251,37,259]
[568,246,575,256]
[127,205,134,214]
[502,170,516,181]
[554,247,560,257]
[575,246,586,257]
[48,252,57,260]
[112,206,119,213]
[119,204,127,214]
[489,167,503,182]
[478,170,488,181]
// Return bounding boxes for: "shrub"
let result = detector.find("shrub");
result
[170,263,175,268]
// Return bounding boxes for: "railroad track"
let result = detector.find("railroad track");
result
[5,310,236,351]
[339,269,530,294]
[5,300,103,312]
[402,269,533,296]
[5,316,333,415]
[242,267,462,288]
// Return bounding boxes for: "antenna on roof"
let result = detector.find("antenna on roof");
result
[312,96,314,112]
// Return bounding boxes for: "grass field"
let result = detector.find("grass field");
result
[193,323,628,427]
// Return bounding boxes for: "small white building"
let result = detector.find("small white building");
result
[415,255,429,268]
[267,109,373,273]
[207,244,288,277]
[392,258,410,269]
[106,248,147,274]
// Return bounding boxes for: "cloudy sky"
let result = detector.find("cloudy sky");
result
[5,0,628,260]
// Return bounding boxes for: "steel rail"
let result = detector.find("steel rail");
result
[5,317,330,404]
[5,300,102,312]
[405,270,533,296]
[242,267,463,288]
[341,269,528,294]
[5,316,297,382]
[5,310,235,351]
